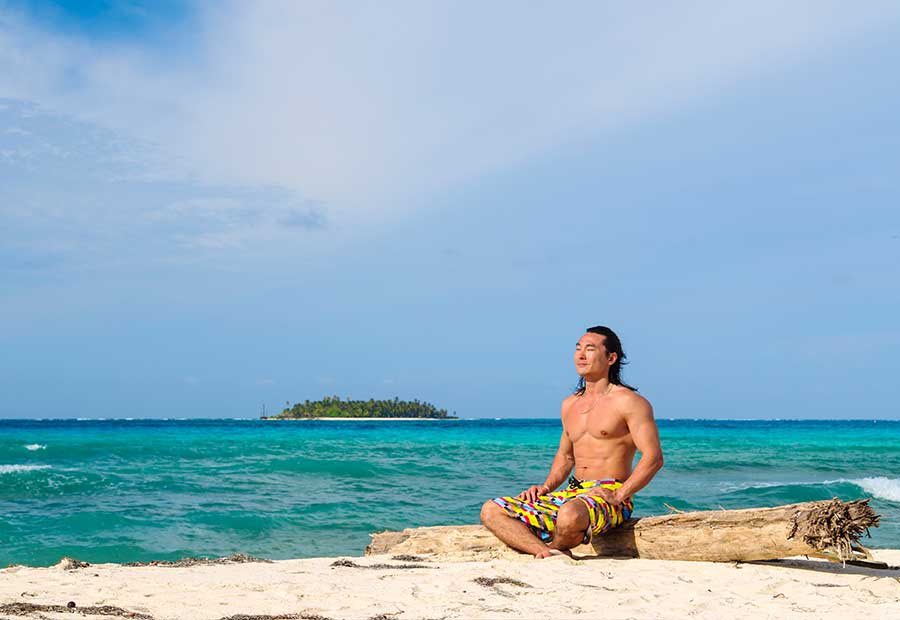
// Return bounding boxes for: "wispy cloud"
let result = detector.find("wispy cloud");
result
[4,2,899,221]
[3,2,900,284]
[0,99,326,276]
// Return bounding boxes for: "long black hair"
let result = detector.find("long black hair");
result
[574,325,637,394]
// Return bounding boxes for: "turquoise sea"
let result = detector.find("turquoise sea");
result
[2,418,899,567]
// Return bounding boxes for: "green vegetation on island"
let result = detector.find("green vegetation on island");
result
[262,396,456,419]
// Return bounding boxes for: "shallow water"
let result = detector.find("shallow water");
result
[1,418,898,566]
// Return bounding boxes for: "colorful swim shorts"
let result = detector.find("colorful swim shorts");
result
[491,477,633,544]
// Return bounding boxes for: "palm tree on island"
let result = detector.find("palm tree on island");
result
[261,395,456,419]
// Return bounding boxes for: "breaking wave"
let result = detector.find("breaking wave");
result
[720,477,900,503]
[0,464,51,474]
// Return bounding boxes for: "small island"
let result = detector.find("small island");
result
[261,395,457,420]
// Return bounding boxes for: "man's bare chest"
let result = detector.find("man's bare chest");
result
[563,404,629,443]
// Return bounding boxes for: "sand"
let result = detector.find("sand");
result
[2,550,898,620]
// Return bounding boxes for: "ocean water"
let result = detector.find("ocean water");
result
[1,418,898,567]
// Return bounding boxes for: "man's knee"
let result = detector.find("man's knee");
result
[480,499,503,526]
[555,501,589,536]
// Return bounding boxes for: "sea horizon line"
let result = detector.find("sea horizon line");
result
[1,416,898,422]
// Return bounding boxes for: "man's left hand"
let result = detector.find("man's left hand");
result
[585,486,624,507]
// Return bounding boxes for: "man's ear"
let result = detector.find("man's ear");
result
[608,351,618,366]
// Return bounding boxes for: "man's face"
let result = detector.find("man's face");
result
[574,332,616,378]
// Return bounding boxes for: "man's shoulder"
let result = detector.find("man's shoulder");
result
[612,387,653,415]
[560,393,578,412]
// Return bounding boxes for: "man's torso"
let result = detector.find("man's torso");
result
[562,386,638,482]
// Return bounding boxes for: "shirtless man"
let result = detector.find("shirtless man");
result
[480,325,663,558]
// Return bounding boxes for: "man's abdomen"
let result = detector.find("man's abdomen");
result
[572,441,635,481]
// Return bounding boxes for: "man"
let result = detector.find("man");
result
[480,325,663,558]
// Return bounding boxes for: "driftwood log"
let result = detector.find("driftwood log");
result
[367,498,879,563]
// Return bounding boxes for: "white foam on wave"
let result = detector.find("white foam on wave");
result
[828,477,900,502]
[725,477,900,502]
[0,464,51,474]
[24,444,46,451]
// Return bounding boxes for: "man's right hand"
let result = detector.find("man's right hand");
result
[517,484,550,502]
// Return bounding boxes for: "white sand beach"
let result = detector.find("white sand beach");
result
[2,550,898,620]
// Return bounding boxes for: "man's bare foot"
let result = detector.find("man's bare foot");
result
[534,548,573,559]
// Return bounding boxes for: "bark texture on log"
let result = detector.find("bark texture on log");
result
[366,499,879,563]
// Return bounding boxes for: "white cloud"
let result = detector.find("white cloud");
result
[0,100,328,269]
[2,1,900,224]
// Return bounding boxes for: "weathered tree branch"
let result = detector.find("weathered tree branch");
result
[367,499,880,563]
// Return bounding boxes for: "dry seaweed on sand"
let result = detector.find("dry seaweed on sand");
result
[0,602,152,618]
[124,553,272,567]
[329,559,433,570]
[472,576,531,588]
[472,576,533,599]
[390,554,425,562]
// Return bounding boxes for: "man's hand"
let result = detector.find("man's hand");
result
[517,484,550,502]
[586,486,624,507]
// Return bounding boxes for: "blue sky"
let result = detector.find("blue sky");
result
[1,1,899,419]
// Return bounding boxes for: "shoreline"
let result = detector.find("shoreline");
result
[3,549,898,619]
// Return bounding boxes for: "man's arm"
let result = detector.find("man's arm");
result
[615,396,663,503]
[589,395,664,506]
[519,412,575,502]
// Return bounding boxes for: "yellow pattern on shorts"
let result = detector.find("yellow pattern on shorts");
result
[491,477,633,543]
